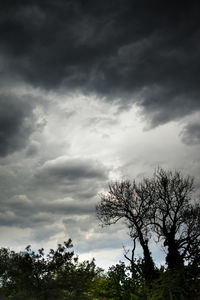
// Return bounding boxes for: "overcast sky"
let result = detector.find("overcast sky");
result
[0,0,200,269]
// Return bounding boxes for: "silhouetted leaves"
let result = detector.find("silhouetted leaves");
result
[0,239,99,300]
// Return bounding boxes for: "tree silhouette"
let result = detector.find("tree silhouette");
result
[150,169,200,269]
[96,179,156,281]
[96,168,200,279]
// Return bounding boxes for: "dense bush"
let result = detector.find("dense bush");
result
[0,239,100,300]
[0,241,200,299]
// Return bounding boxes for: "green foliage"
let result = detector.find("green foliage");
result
[0,242,200,300]
[87,261,142,299]
[143,264,200,300]
[0,239,99,300]
[86,261,200,300]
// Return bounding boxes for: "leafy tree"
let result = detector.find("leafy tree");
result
[145,264,200,300]
[0,239,99,300]
[56,258,101,299]
[87,262,139,300]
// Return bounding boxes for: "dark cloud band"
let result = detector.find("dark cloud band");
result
[0,0,200,126]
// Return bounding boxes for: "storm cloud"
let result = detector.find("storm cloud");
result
[36,157,107,181]
[33,157,108,199]
[0,94,35,156]
[0,0,200,126]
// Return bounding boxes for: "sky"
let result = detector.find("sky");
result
[0,0,200,269]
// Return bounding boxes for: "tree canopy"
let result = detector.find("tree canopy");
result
[0,239,100,300]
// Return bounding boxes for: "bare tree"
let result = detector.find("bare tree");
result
[96,168,200,275]
[151,169,200,269]
[96,180,155,281]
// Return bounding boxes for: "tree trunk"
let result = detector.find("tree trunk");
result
[166,240,184,269]
[137,229,155,282]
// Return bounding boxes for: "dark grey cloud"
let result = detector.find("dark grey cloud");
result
[180,122,200,145]
[0,94,35,156]
[0,197,94,229]
[37,157,107,181]
[33,157,108,200]
[0,0,200,126]
[29,157,108,201]
[0,157,108,231]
